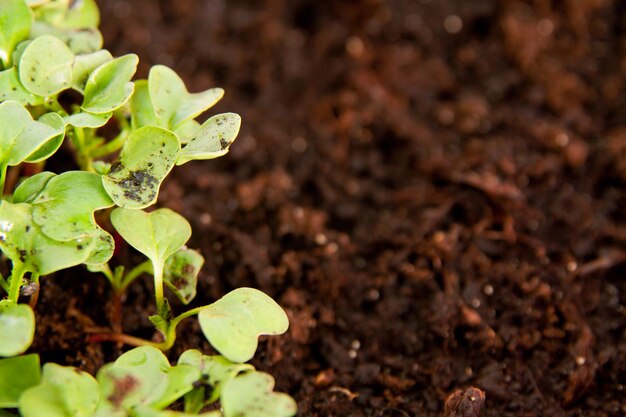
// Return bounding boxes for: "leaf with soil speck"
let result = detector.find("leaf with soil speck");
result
[163,248,204,304]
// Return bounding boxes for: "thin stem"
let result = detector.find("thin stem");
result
[86,332,170,350]
[74,128,94,171]
[153,262,165,314]
[8,263,26,304]
[0,163,8,196]
[90,130,128,158]
[0,272,8,293]
[119,260,152,292]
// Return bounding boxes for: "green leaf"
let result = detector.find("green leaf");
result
[0,0,32,66]
[57,0,99,29]
[221,372,296,417]
[30,21,103,55]
[65,111,111,128]
[31,171,114,241]
[0,67,42,106]
[149,65,224,129]
[83,227,114,266]
[102,126,180,209]
[177,113,241,165]
[111,208,191,267]
[0,201,96,275]
[130,80,157,128]
[13,171,55,203]
[198,288,289,363]
[24,112,66,163]
[0,101,65,168]
[152,364,200,409]
[174,119,200,144]
[19,34,74,96]
[82,54,138,114]
[178,350,253,412]
[164,248,204,304]
[71,49,113,92]
[132,405,221,417]
[0,302,35,357]
[19,363,100,417]
[0,354,40,407]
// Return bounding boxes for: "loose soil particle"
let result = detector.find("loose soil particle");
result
[25,1,626,416]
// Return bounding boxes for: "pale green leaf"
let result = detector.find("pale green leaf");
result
[82,54,137,114]
[222,372,296,417]
[0,67,42,105]
[0,302,35,357]
[83,227,114,266]
[130,80,157,128]
[65,111,111,128]
[164,248,204,304]
[0,0,32,66]
[24,112,66,162]
[102,126,180,209]
[12,171,55,204]
[198,288,289,363]
[29,21,102,54]
[31,171,114,241]
[0,354,40,407]
[19,34,74,96]
[71,49,112,92]
[177,113,241,165]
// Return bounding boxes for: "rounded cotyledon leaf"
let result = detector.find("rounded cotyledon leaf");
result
[110,208,191,266]
[0,0,31,66]
[0,67,42,106]
[82,54,138,114]
[18,34,75,97]
[24,112,66,163]
[71,49,113,93]
[221,372,297,417]
[13,171,55,204]
[177,113,241,165]
[0,101,65,168]
[198,288,289,363]
[0,201,96,275]
[148,65,223,129]
[31,171,114,241]
[0,302,35,357]
[0,354,41,407]
[19,363,99,417]
[65,111,111,128]
[102,126,180,209]
[163,248,204,304]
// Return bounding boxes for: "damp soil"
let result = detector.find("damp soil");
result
[27,1,626,416]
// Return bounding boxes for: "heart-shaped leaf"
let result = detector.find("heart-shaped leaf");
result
[0,0,31,66]
[221,372,296,417]
[19,363,100,417]
[65,111,111,128]
[102,126,180,209]
[0,302,35,357]
[31,171,114,241]
[110,208,191,267]
[13,171,55,203]
[0,101,65,169]
[0,68,42,106]
[0,354,40,407]
[24,112,66,163]
[198,288,289,363]
[82,54,137,114]
[149,65,224,129]
[164,248,204,304]
[71,49,113,92]
[0,201,96,275]
[177,113,241,165]
[178,350,253,411]
[19,34,75,96]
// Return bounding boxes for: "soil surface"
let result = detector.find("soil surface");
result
[28,1,626,416]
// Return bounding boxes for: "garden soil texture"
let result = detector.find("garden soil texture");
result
[31,1,626,416]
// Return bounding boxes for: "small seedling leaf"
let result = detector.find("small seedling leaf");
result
[71,49,113,92]
[0,101,65,169]
[0,67,42,106]
[149,65,224,129]
[13,171,55,204]
[29,21,102,54]
[18,34,74,96]
[0,0,32,66]
[152,364,200,409]
[19,363,100,417]
[56,0,99,29]
[164,248,204,304]
[24,112,66,163]
[130,80,157,128]
[177,113,241,165]
[198,288,289,363]
[82,54,138,114]
[110,208,191,267]
[102,126,180,209]
[65,111,111,128]
[174,119,200,144]
[221,372,297,417]
[179,350,253,411]
[0,354,40,407]
[0,302,35,357]
[83,227,114,266]
[132,405,221,417]
[31,171,114,241]
[0,201,96,275]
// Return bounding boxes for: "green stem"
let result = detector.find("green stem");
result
[119,260,152,292]
[90,130,128,158]
[8,263,26,304]
[153,262,164,314]
[0,272,8,293]
[0,163,7,196]
[74,128,94,171]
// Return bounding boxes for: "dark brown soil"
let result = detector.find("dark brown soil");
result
[28,1,626,416]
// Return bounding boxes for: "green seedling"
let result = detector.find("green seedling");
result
[0,0,294,416]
